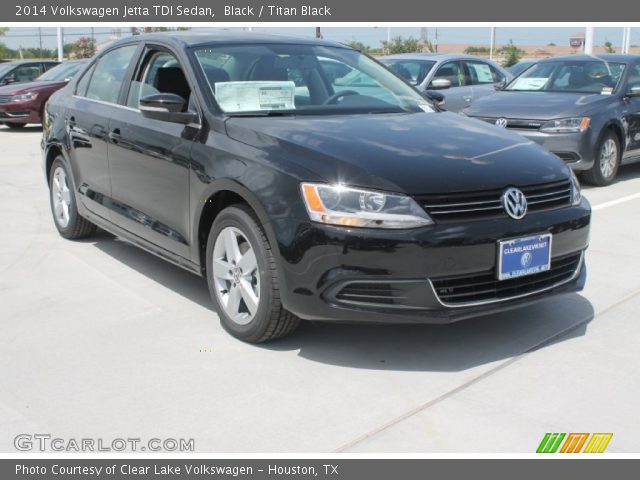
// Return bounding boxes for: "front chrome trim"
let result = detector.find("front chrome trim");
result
[428,250,584,309]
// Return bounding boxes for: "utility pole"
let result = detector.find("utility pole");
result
[57,27,64,61]
[584,26,594,54]
[489,27,496,60]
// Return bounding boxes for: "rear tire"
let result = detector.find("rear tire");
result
[206,204,300,343]
[5,122,26,129]
[583,130,620,186]
[48,157,96,239]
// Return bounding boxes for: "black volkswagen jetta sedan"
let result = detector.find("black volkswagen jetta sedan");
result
[42,33,591,342]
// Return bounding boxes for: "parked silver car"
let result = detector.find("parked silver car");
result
[380,54,512,112]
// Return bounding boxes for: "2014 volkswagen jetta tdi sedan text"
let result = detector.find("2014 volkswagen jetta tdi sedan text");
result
[42,33,591,342]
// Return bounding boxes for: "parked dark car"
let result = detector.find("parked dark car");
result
[464,55,640,186]
[0,60,59,86]
[380,54,512,112]
[0,60,87,129]
[42,33,591,342]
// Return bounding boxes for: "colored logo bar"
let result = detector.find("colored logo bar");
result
[537,433,613,453]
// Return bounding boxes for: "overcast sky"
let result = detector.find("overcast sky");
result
[2,26,638,50]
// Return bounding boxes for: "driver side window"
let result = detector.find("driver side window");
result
[432,61,465,88]
[126,50,192,109]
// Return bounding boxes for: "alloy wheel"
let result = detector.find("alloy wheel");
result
[51,166,72,228]
[599,138,618,180]
[212,226,260,325]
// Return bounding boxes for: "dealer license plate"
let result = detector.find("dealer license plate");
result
[497,234,552,280]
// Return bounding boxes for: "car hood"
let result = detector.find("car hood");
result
[0,80,67,95]
[225,111,569,195]
[464,91,613,120]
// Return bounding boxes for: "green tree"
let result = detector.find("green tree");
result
[464,46,490,55]
[498,40,525,68]
[603,39,615,53]
[70,37,96,59]
[345,40,371,53]
[381,36,434,55]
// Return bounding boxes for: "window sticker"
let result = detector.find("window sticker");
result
[601,87,613,95]
[471,64,494,83]
[215,81,296,112]
[511,77,548,90]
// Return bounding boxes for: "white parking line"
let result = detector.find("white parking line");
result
[592,192,640,211]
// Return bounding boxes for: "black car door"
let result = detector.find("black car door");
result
[106,45,196,259]
[624,63,640,156]
[64,43,140,222]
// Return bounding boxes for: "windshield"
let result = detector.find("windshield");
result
[193,44,435,115]
[37,62,85,82]
[507,60,626,94]
[381,59,436,85]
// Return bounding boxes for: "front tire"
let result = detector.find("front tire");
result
[48,157,96,239]
[206,205,300,342]
[583,130,620,186]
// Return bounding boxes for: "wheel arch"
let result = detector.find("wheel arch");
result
[194,179,279,276]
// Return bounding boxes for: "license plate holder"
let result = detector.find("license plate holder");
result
[497,233,552,281]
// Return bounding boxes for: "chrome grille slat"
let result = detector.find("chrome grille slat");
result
[0,95,11,104]
[416,180,572,222]
[431,252,583,306]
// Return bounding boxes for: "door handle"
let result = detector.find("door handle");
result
[108,128,121,143]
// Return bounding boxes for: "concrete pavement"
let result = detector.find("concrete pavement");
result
[1,125,639,453]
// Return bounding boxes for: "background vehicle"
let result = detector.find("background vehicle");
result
[0,60,87,128]
[380,54,512,111]
[464,54,640,185]
[508,59,538,77]
[0,60,59,86]
[42,33,590,343]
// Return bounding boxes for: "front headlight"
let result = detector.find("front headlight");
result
[300,183,433,229]
[569,169,582,206]
[540,117,590,133]
[11,92,38,103]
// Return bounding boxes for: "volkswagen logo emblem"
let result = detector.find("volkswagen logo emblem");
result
[502,187,528,219]
[495,118,508,128]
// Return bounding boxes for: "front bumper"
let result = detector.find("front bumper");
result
[508,129,596,171]
[0,102,40,124]
[276,199,591,323]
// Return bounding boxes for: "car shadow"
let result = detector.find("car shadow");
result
[0,125,42,133]
[91,231,594,373]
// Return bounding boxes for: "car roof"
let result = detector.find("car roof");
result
[537,54,640,63]
[380,53,495,62]
[108,31,350,50]
[0,60,59,66]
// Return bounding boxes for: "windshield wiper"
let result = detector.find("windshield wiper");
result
[225,110,298,117]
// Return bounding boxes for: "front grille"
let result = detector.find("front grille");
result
[335,282,402,306]
[416,179,572,223]
[474,117,544,130]
[0,95,11,104]
[431,252,583,306]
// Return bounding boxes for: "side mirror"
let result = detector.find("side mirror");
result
[139,93,198,124]
[423,91,445,107]
[626,86,640,97]
[3,75,16,85]
[494,79,507,90]
[429,78,452,90]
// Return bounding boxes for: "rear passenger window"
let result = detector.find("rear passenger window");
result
[75,63,96,97]
[85,45,137,104]
[465,61,505,85]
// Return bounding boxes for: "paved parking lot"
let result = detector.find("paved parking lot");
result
[1,125,639,453]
